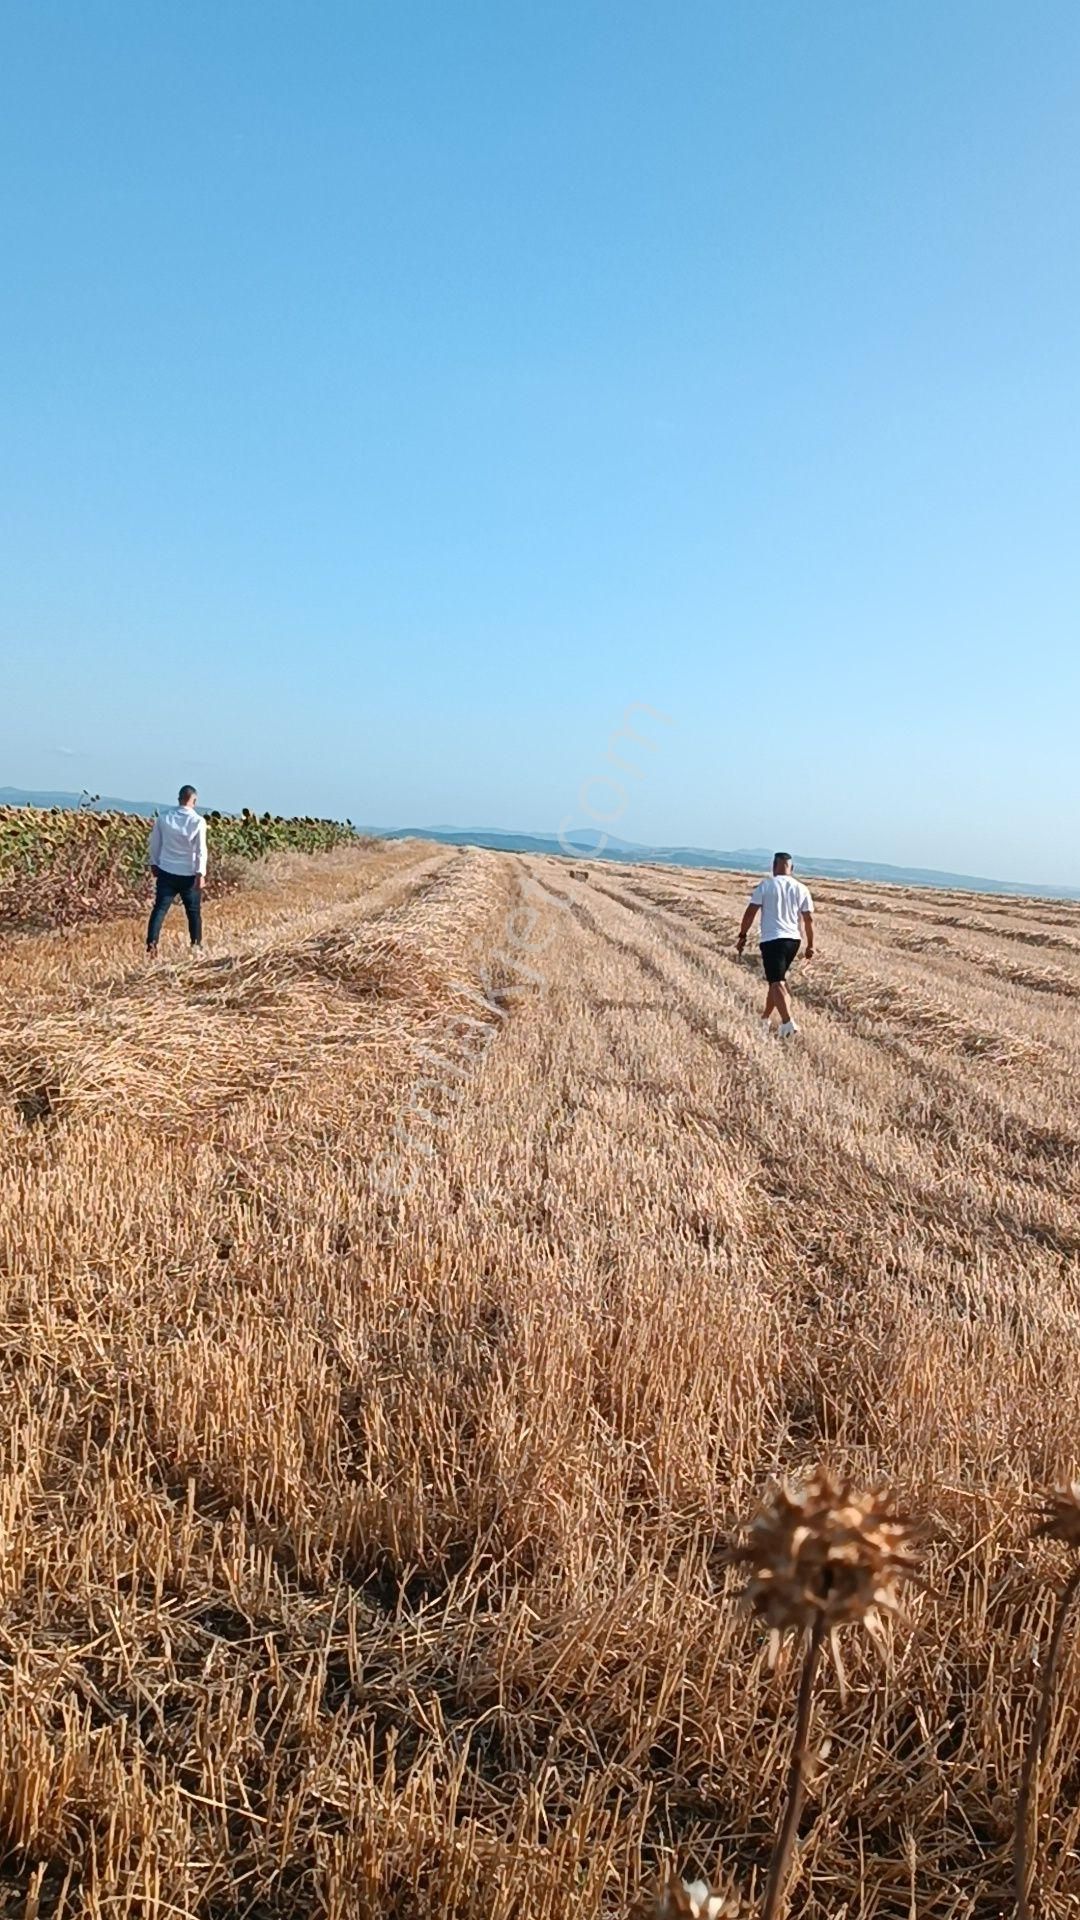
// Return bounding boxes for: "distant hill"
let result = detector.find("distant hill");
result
[380,825,1080,902]
[0,786,162,817]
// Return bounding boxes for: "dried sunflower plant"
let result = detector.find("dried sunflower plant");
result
[732,1470,920,1920]
[636,1471,921,1920]
[1014,1484,1080,1920]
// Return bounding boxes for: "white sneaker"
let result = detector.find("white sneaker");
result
[759,1017,774,1038]
[778,1020,799,1038]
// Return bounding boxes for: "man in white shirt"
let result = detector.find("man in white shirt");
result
[146,785,208,956]
[735,852,815,1038]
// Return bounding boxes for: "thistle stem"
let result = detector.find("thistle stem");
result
[762,1612,827,1920]
[1015,1562,1080,1920]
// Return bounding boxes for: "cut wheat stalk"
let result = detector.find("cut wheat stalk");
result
[1014,1487,1080,1920]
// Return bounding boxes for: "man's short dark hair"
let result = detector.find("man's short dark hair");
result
[178,784,197,805]
[774,851,792,865]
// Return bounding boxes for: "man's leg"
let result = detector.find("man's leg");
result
[146,872,173,952]
[760,942,780,1021]
[776,941,802,1032]
[178,877,203,947]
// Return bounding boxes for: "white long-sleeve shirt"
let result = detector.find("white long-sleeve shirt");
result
[149,806,208,877]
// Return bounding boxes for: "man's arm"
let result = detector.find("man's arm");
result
[801,909,815,959]
[195,816,208,889]
[148,816,162,871]
[736,903,760,954]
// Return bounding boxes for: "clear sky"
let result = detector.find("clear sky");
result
[3,3,1079,884]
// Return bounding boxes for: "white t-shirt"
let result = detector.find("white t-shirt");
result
[749,873,814,943]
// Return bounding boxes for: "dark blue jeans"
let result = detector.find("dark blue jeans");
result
[147,869,202,949]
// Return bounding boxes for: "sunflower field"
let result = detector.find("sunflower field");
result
[0,803,358,930]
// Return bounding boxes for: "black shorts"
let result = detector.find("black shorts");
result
[761,937,800,983]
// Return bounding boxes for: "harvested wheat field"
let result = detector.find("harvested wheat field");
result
[3,842,1080,1920]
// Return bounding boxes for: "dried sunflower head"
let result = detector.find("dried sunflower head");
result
[732,1469,920,1634]
[1033,1484,1080,1549]
[636,1874,740,1918]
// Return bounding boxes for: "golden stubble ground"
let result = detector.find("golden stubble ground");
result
[1,843,1080,1919]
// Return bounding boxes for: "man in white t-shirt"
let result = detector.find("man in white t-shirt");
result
[735,852,815,1038]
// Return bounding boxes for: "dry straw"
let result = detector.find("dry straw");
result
[1014,1484,1080,1920]
[3,844,1080,1917]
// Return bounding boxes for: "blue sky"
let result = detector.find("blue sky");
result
[2,3,1079,883]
